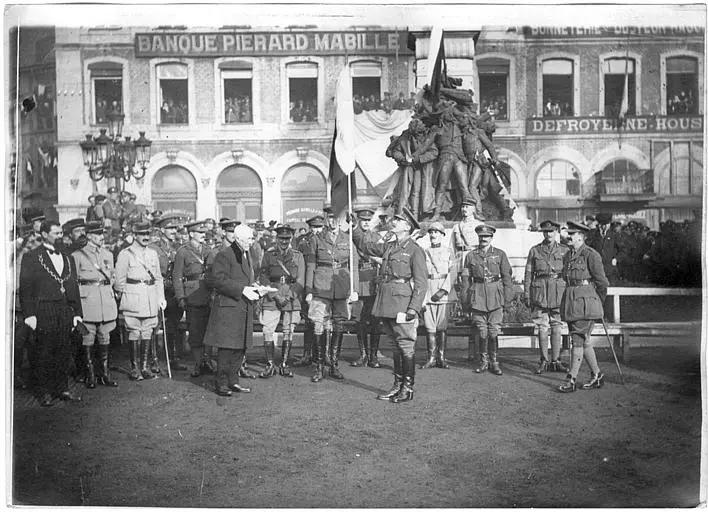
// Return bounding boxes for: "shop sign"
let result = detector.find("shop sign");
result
[135,31,410,57]
[283,204,323,227]
[526,115,703,135]
[523,26,704,38]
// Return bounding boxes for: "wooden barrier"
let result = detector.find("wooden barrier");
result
[606,286,702,322]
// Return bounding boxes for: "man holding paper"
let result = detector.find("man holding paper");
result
[352,207,427,403]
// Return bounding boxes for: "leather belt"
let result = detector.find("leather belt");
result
[183,273,204,281]
[384,277,410,284]
[428,273,448,279]
[127,278,155,285]
[534,273,562,279]
[567,279,590,286]
[473,276,501,283]
[317,262,342,269]
[79,279,110,286]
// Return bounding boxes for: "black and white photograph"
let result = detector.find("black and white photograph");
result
[4,2,706,508]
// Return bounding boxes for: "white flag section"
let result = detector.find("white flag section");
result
[619,69,629,120]
[425,26,444,87]
[334,66,356,176]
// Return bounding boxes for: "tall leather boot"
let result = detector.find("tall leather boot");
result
[96,344,118,387]
[420,333,437,369]
[323,330,332,366]
[489,335,503,375]
[351,329,368,367]
[140,338,157,379]
[367,334,381,368]
[129,340,142,381]
[279,336,294,377]
[239,352,258,379]
[259,340,277,378]
[293,326,313,367]
[190,347,202,378]
[311,333,325,383]
[215,350,232,397]
[475,335,489,373]
[329,331,344,380]
[437,331,450,369]
[391,354,415,403]
[150,331,161,375]
[377,351,403,400]
[84,346,96,389]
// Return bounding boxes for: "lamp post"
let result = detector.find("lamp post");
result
[79,109,152,192]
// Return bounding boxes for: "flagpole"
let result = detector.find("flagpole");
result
[347,167,355,304]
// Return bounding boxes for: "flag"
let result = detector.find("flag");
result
[329,65,356,216]
[619,58,629,123]
[426,26,446,106]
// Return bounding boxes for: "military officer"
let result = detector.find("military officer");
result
[352,207,427,403]
[173,220,213,377]
[523,220,570,374]
[558,221,609,393]
[420,221,457,369]
[257,225,305,378]
[292,215,325,367]
[101,186,123,239]
[57,218,88,255]
[114,221,166,381]
[460,224,513,376]
[305,211,358,382]
[350,207,383,368]
[149,216,187,372]
[71,221,119,388]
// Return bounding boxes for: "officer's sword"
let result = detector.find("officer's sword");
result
[160,307,172,379]
[600,317,624,385]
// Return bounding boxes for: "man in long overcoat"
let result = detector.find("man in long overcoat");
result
[203,224,258,396]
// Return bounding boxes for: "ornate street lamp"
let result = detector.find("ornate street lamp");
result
[79,108,152,191]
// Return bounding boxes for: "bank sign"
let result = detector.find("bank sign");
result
[135,31,410,57]
[527,115,703,135]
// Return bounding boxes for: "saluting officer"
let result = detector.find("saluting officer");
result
[305,210,359,383]
[351,207,383,368]
[71,221,119,388]
[420,221,457,369]
[523,220,569,374]
[114,221,166,381]
[558,221,609,393]
[460,224,513,376]
[292,215,325,367]
[173,221,213,377]
[257,225,305,378]
[353,207,427,403]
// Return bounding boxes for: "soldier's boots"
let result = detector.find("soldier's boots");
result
[259,340,277,378]
[377,352,403,400]
[489,336,503,375]
[420,333,438,369]
[390,355,415,403]
[95,344,118,387]
[84,346,96,389]
[350,331,368,367]
[292,328,313,367]
[279,337,294,378]
[436,331,450,369]
[582,372,605,390]
[550,360,569,373]
[150,334,161,375]
[311,334,325,383]
[129,340,143,381]
[535,359,548,374]
[190,347,203,378]
[329,332,344,380]
[323,331,332,367]
[215,357,232,397]
[367,335,381,368]
[140,339,158,380]
[558,374,577,393]
[475,353,489,373]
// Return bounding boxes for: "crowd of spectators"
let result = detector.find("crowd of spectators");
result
[353,91,414,115]
[95,99,122,124]
[481,96,508,120]
[667,89,696,114]
[543,98,573,117]
[289,99,316,122]
[225,95,253,124]
[160,97,188,124]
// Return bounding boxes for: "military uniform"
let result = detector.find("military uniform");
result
[420,222,458,369]
[257,226,305,378]
[523,220,569,374]
[114,222,165,381]
[101,188,123,240]
[558,221,609,393]
[72,222,119,388]
[460,224,513,375]
[305,223,358,381]
[173,221,213,377]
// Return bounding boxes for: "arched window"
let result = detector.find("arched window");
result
[220,60,253,124]
[603,57,636,117]
[216,165,262,222]
[598,158,653,195]
[351,61,382,111]
[656,142,703,196]
[536,159,581,197]
[542,58,574,117]
[89,61,123,124]
[477,57,509,121]
[151,165,197,218]
[157,62,189,124]
[287,62,318,123]
[666,56,698,115]
[281,164,326,228]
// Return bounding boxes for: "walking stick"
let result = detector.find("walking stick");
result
[160,307,172,379]
[600,317,624,385]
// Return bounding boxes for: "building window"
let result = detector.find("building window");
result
[351,61,382,113]
[281,164,326,227]
[216,165,262,222]
[220,61,253,124]
[671,142,702,195]
[666,56,698,115]
[536,159,581,197]
[89,61,123,124]
[287,62,318,123]
[157,63,189,124]
[477,58,508,120]
[533,208,582,225]
[542,59,574,117]
[603,58,636,117]
[598,159,653,195]
[151,165,197,219]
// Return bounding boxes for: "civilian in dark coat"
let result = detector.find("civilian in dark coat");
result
[587,212,623,286]
[19,220,83,406]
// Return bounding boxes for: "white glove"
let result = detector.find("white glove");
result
[72,316,82,327]
[24,316,37,331]
[348,292,359,303]
[159,299,167,310]
[305,293,313,304]
[611,258,617,266]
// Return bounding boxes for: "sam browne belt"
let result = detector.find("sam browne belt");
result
[127,277,155,285]
[473,276,501,283]
[79,279,110,286]
[567,279,590,286]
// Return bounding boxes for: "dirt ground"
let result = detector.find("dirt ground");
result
[10,335,703,508]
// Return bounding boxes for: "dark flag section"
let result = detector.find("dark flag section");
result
[328,123,357,218]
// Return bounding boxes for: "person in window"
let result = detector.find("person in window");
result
[160,99,171,124]
[353,95,363,115]
[394,92,407,111]
[96,99,108,124]
[302,101,315,122]
[291,100,304,122]
[382,92,393,114]
[241,97,252,123]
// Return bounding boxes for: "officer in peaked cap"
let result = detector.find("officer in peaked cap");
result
[557,220,609,393]
[523,220,569,375]
[461,223,513,376]
[587,212,622,286]
[59,218,88,255]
